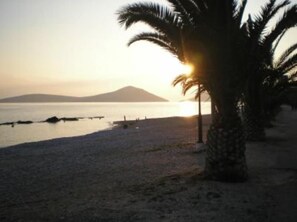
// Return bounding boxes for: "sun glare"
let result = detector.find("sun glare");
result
[181,64,194,76]
[179,101,197,117]
[131,47,195,85]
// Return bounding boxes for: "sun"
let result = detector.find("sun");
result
[130,46,194,83]
[172,61,194,76]
[180,63,194,76]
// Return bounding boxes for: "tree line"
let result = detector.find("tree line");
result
[117,0,297,182]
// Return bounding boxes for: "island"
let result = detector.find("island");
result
[0,86,168,103]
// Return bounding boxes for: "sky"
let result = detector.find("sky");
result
[0,0,296,101]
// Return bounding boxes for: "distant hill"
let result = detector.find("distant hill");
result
[78,86,167,102]
[0,94,79,103]
[0,86,168,103]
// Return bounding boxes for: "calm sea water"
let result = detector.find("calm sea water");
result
[0,102,210,148]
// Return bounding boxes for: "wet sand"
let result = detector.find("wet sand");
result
[0,108,296,221]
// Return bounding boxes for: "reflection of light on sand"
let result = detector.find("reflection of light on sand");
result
[179,102,197,117]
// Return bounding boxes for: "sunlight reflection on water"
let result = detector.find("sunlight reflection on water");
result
[179,101,197,117]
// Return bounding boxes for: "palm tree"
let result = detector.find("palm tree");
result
[262,42,297,121]
[242,0,297,141]
[117,0,250,182]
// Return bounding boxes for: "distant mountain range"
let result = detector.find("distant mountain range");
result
[0,86,168,103]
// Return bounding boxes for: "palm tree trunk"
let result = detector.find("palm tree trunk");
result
[243,77,266,141]
[205,110,248,182]
[242,105,266,141]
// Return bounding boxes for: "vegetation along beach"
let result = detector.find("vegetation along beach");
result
[0,0,297,221]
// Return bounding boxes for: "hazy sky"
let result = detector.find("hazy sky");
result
[0,0,296,101]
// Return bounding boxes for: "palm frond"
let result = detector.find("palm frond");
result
[250,0,276,39]
[193,0,207,12]
[263,4,297,49]
[167,0,199,26]
[250,0,290,44]
[288,71,297,80]
[270,30,286,64]
[235,0,248,27]
[183,81,197,95]
[172,73,205,96]
[117,2,181,40]
[172,74,189,87]
[127,32,184,60]
[280,53,297,74]
[276,43,297,67]
[206,0,237,27]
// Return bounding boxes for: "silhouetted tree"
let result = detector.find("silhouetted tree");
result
[117,0,250,182]
[242,0,297,141]
[262,42,297,120]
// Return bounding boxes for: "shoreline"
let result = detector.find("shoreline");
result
[1,109,297,221]
[0,101,211,148]
[0,114,209,149]
[0,118,113,149]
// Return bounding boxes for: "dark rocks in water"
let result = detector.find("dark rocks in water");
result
[61,117,79,122]
[0,122,14,126]
[94,116,104,119]
[88,116,104,120]
[16,121,33,124]
[45,116,103,123]
[45,116,60,123]
[0,115,104,127]
[0,121,32,126]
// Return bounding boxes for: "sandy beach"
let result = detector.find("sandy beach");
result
[0,107,297,221]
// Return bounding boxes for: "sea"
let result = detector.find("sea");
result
[0,102,211,148]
